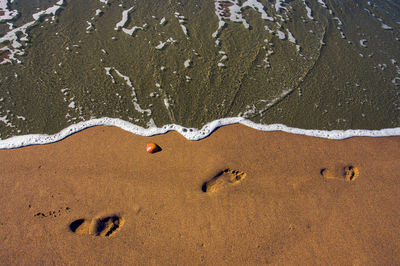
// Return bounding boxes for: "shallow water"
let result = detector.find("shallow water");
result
[0,0,399,140]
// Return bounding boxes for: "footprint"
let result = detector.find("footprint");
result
[69,215,125,237]
[202,168,247,193]
[320,165,359,182]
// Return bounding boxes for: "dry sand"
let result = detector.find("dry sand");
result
[0,124,399,265]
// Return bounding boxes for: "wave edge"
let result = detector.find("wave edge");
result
[1,117,400,149]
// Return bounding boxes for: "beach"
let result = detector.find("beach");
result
[1,0,400,264]
[0,124,399,264]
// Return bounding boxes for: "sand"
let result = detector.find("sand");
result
[0,124,399,265]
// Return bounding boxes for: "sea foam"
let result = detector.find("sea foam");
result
[0,117,399,149]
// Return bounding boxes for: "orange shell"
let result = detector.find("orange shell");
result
[146,142,158,153]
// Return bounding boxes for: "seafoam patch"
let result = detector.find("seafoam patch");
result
[0,0,18,22]
[0,1,65,64]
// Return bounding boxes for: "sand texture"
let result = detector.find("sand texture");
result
[0,124,399,265]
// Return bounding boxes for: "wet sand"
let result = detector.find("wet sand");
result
[0,124,399,264]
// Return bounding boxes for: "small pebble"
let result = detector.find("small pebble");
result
[146,142,159,153]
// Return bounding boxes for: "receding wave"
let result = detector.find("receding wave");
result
[1,0,399,141]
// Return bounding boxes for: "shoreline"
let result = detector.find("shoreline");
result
[0,124,399,264]
[1,117,400,149]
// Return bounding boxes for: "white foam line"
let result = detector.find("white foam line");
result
[32,3,63,20]
[242,0,274,21]
[276,30,286,40]
[105,67,151,116]
[214,0,250,29]
[317,0,327,9]
[302,0,313,20]
[114,6,134,30]
[180,24,188,36]
[381,23,393,30]
[0,117,399,149]
[155,41,167,50]
[155,37,176,50]
[0,114,15,128]
[0,0,18,22]
[122,25,145,36]
[160,17,166,25]
[95,9,102,16]
[184,59,191,68]
[360,39,367,48]
[275,0,287,12]
[174,12,189,37]
[286,29,296,43]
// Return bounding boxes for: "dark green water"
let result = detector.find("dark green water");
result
[0,0,399,139]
